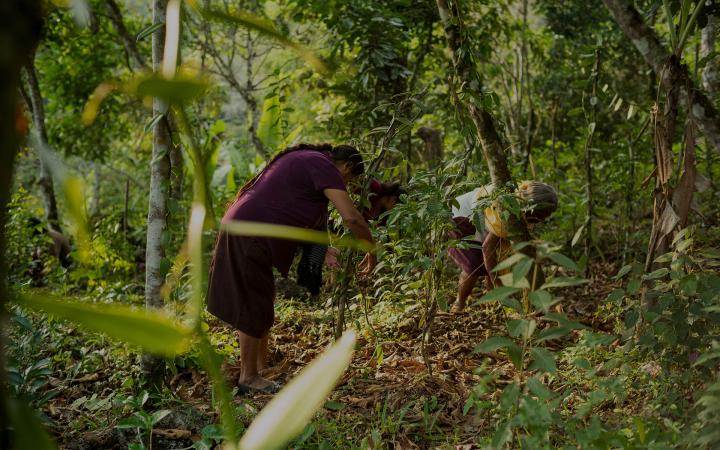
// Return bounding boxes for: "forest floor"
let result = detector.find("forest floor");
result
[24,261,695,449]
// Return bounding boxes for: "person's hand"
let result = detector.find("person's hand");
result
[357,252,376,278]
[324,247,340,269]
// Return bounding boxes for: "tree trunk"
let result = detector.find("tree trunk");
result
[645,55,682,275]
[602,0,720,154]
[142,0,171,383]
[436,0,512,186]
[701,14,719,97]
[24,56,60,230]
[584,49,600,278]
[437,0,540,290]
[244,30,269,159]
[0,1,44,446]
[701,13,717,185]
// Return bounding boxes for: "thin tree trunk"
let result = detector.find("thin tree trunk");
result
[645,56,682,274]
[123,177,130,239]
[701,14,717,186]
[437,0,540,290]
[602,0,720,154]
[550,100,558,187]
[701,14,719,97]
[24,56,60,230]
[0,1,44,446]
[244,30,268,158]
[169,138,183,202]
[584,49,600,278]
[436,0,513,186]
[90,162,101,220]
[105,0,148,70]
[142,0,171,383]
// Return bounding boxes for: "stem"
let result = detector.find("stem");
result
[677,0,705,54]
[663,0,678,50]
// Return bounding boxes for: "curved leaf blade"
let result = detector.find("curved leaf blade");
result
[20,294,192,356]
[238,331,356,450]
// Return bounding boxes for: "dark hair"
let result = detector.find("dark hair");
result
[377,182,406,200]
[233,143,363,202]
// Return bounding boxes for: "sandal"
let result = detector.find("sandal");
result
[237,381,282,395]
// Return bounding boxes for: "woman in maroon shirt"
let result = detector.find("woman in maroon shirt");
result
[207,143,375,393]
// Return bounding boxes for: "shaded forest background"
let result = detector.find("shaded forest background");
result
[2,0,720,449]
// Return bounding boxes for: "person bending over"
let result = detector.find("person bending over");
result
[447,181,558,314]
[296,179,405,296]
[206,143,376,393]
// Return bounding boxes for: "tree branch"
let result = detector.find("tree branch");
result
[603,0,720,153]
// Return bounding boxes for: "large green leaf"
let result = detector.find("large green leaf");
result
[20,294,192,356]
[32,135,91,263]
[491,253,528,273]
[540,276,588,289]
[257,95,282,152]
[546,252,580,272]
[529,290,554,313]
[7,397,56,450]
[133,73,209,104]
[222,220,374,252]
[238,331,356,450]
[477,286,521,303]
[474,336,515,353]
[529,347,557,374]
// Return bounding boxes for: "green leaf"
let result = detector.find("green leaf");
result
[477,286,521,303]
[536,326,571,342]
[257,95,282,151]
[627,278,642,294]
[136,22,164,42]
[238,331,356,450]
[491,253,528,273]
[529,290,554,313]
[7,397,56,450]
[540,277,588,289]
[512,258,534,284]
[527,377,554,400]
[547,252,580,272]
[529,347,557,374]
[507,342,523,368]
[499,297,523,313]
[133,73,209,104]
[607,288,625,303]
[474,336,515,353]
[222,220,374,252]
[571,224,585,247]
[614,264,633,280]
[507,319,535,339]
[20,294,191,356]
[323,400,346,411]
[643,268,669,280]
[499,272,530,289]
[151,409,172,425]
[574,358,591,369]
[144,113,165,134]
[492,422,512,449]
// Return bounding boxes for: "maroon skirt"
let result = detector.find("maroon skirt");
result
[207,232,275,338]
[447,217,487,277]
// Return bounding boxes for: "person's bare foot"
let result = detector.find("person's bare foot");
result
[451,300,467,314]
